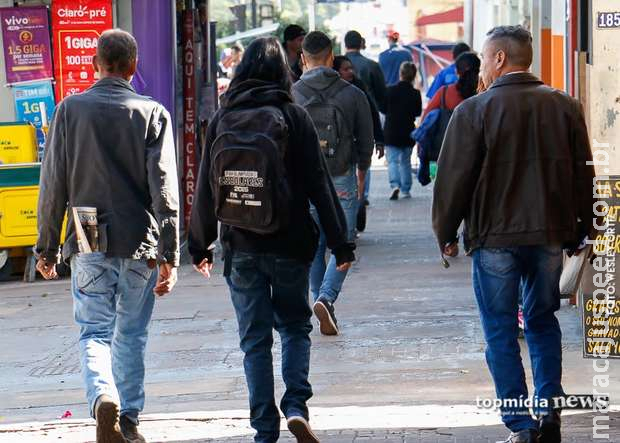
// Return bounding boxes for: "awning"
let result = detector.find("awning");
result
[216,23,280,46]
[416,6,464,26]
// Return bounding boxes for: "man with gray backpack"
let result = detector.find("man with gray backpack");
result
[293,31,374,335]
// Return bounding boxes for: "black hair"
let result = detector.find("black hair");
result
[333,55,352,72]
[344,30,363,50]
[302,31,332,60]
[452,42,471,60]
[229,37,292,92]
[97,29,137,74]
[455,52,481,99]
[486,25,533,67]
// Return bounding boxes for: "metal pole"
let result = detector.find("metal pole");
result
[251,0,258,28]
[308,0,316,31]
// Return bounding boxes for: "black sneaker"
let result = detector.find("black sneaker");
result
[313,298,339,336]
[363,199,370,206]
[287,416,320,443]
[389,188,400,200]
[539,411,561,443]
[500,429,540,443]
[120,415,146,443]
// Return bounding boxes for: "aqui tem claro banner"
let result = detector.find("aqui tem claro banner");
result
[51,0,112,102]
[0,6,53,84]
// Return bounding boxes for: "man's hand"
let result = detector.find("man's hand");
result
[336,262,352,272]
[153,263,178,297]
[36,259,58,280]
[443,242,459,258]
[194,259,214,278]
[376,143,385,159]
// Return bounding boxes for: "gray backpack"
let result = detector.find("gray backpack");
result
[295,80,354,176]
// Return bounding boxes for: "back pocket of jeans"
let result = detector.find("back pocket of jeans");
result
[479,248,518,276]
[74,254,108,294]
[126,260,154,289]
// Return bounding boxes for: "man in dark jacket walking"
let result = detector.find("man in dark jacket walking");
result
[432,26,595,443]
[344,30,387,113]
[293,31,374,335]
[35,29,179,443]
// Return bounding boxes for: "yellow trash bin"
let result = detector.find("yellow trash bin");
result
[0,122,38,165]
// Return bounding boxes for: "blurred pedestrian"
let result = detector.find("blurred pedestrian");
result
[333,55,385,209]
[35,29,180,443]
[426,41,470,99]
[383,61,422,200]
[379,30,413,86]
[344,30,387,113]
[293,31,373,336]
[432,25,595,443]
[189,36,354,443]
[283,24,306,80]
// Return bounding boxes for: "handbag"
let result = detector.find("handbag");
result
[559,244,592,296]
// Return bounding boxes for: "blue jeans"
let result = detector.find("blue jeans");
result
[71,252,157,423]
[386,145,413,193]
[472,246,564,432]
[310,171,358,303]
[363,169,371,200]
[226,252,313,443]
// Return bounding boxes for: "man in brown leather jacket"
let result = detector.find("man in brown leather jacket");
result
[432,26,595,443]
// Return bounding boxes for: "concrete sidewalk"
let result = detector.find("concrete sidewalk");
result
[1,169,618,442]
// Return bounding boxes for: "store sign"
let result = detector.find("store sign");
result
[582,177,620,359]
[12,81,56,159]
[51,0,112,102]
[182,9,197,227]
[0,7,53,84]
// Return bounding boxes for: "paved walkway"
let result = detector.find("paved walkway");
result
[1,169,618,442]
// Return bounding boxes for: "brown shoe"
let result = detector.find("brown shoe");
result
[120,416,147,443]
[94,395,126,443]
[287,416,320,443]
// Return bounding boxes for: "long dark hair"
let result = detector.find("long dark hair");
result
[455,52,481,99]
[229,37,293,92]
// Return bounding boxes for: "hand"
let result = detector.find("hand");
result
[36,259,58,280]
[153,263,178,297]
[376,144,385,159]
[336,262,352,272]
[443,242,459,258]
[194,259,214,278]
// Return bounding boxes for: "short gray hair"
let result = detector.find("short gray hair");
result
[486,25,533,68]
[96,29,137,74]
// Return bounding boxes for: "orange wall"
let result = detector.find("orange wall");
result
[540,28,552,85]
[551,34,565,90]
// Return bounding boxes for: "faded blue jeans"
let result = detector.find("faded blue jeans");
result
[386,145,413,194]
[310,170,358,303]
[472,246,564,432]
[226,252,313,443]
[71,252,157,423]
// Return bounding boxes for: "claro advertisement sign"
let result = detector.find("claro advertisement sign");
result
[51,0,112,102]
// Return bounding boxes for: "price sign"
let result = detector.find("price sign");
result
[51,0,112,101]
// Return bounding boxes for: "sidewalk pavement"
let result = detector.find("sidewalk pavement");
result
[1,168,618,442]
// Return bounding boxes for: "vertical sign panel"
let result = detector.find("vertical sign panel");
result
[182,9,197,228]
[51,0,112,102]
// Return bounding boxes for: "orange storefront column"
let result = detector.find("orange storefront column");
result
[540,28,552,85]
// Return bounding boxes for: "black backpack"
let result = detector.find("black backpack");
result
[295,80,354,176]
[209,105,292,235]
[427,86,453,162]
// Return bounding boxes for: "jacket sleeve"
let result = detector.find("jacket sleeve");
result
[35,102,68,263]
[371,64,388,113]
[353,88,375,171]
[421,86,442,121]
[188,115,220,265]
[413,89,423,118]
[426,68,445,99]
[298,109,355,264]
[146,106,180,266]
[368,90,384,144]
[571,101,596,239]
[432,104,484,249]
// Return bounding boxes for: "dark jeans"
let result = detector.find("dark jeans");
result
[472,246,564,432]
[226,252,313,443]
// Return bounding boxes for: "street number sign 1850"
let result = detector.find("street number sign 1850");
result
[598,12,620,29]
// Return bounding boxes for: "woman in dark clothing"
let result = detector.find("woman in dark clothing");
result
[384,61,422,200]
[334,55,384,207]
[189,37,354,443]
